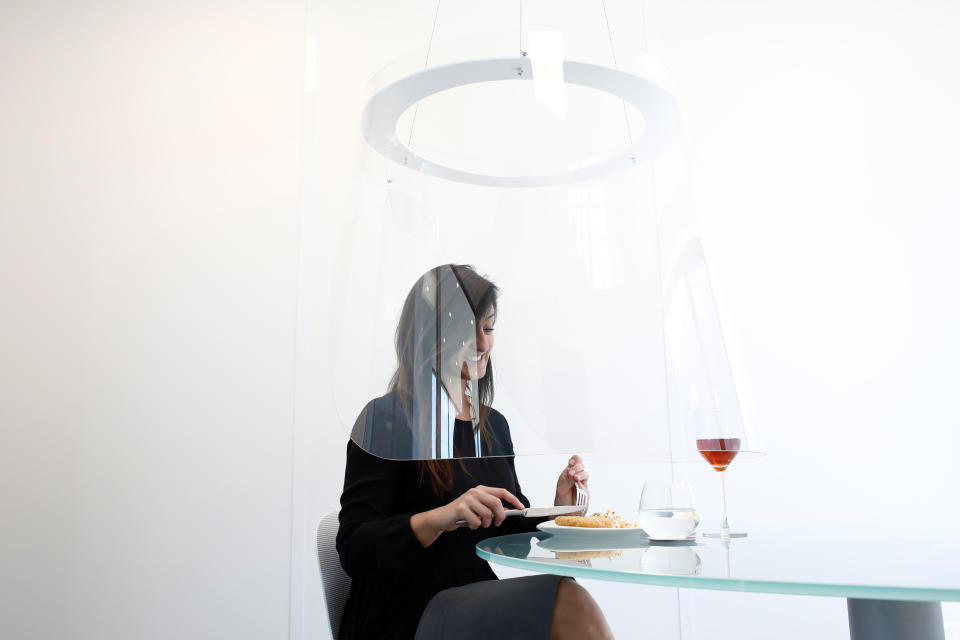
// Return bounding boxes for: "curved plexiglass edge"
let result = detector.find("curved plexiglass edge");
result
[476,533,960,602]
[662,239,765,461]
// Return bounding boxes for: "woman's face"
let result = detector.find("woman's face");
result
[456,306,496,381]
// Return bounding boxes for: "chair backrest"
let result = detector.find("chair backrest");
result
[317,511,352,639]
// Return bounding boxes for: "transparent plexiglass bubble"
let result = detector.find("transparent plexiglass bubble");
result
[329,39,758,462]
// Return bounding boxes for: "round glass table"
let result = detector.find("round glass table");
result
[476,530,960,640]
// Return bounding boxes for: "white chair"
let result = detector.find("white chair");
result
[317,511,352,639]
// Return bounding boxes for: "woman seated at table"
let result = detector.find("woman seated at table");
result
[336,264,614,639]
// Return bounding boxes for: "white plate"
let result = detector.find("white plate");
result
[536,520,648,538]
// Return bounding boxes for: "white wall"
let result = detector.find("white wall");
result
[1,2,304,638]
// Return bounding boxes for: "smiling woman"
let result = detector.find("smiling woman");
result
[335,264,610,640]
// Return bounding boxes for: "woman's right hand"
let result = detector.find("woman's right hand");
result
[411,486,526,547]
[439,485,526,531]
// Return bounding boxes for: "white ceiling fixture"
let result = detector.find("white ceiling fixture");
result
[361,0,681,188]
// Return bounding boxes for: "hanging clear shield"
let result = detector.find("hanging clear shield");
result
[329,37,758,462]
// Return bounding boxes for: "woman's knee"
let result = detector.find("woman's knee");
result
[551,578,614,640]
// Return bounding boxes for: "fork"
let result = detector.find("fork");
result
[574,481,589,516]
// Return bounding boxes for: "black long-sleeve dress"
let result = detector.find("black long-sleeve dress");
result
[336,393,544,639]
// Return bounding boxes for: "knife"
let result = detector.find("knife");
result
[456,504,585,526]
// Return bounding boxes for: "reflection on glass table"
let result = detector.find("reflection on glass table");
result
[477,531,959,640]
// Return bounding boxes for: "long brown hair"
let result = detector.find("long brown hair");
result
[389,264,498,494]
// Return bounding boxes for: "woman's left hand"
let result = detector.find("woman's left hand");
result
[554,454,589,506]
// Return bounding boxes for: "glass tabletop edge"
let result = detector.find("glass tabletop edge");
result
[476,540,960,603]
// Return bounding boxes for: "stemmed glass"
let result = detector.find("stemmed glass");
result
[695,408,749,538]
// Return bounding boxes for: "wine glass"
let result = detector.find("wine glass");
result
[695,408,748,538]
[637,480,699,541]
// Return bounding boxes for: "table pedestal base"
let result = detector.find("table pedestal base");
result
[847,598,944,640]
